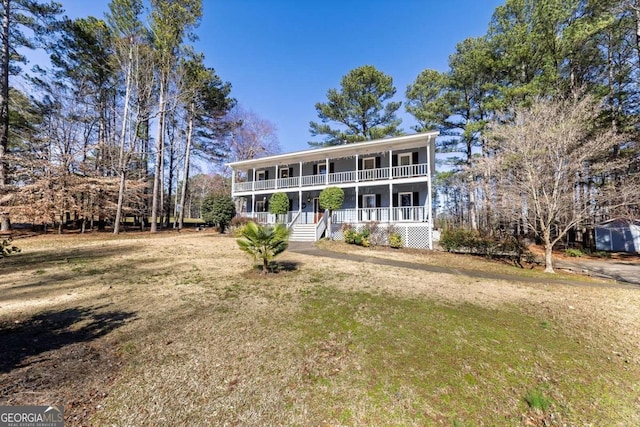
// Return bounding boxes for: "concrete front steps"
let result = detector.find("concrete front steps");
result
[289,223,317,242]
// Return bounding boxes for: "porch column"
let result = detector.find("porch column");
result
[355,154,359,182]
[252,169,256,191]
[389,183,393,223]
[251,194,255,218]
[298,189,302,215]
[325,158,329,185]
[388,149,393,179]
[275,165,279,189]
[299,160,303,187]
[427,137,433,249]
[355,185,359,223]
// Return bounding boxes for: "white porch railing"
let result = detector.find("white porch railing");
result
[301,175,326,186]
[329,171,356,184]
[254,179,277,191]
[358,167,389,182]
[278,176,300,189]
[242,207,427,226]
[245,212,288,224]
[235,181,254,192]
[333,207,427,223]
[233,163,430,193]
[392,163,429,178]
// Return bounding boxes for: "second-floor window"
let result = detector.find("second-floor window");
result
[280,168,289,178]
[256,170,266,181]
[317,164,327,175]
[399,153,412,166]
[363,157,376,170]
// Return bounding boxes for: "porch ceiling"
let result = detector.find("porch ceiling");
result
[227,132,438,170]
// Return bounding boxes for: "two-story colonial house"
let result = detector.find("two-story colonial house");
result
[228,131,438,249]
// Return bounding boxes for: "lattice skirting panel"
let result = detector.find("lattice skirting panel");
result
[330,223,436,249]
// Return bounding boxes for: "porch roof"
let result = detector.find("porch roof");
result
[226,131,438,170]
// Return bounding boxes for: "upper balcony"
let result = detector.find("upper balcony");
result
[233,163,431,194]
[228,132,438,195]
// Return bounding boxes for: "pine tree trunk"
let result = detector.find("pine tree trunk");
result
[178,107,194,230]
[0,0,9,187]
[150,76,166,233]
[0,1,11,231]
[113,170,127,234]
[114,43,133,235]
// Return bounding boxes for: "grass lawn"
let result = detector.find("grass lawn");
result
[1,232,639,426]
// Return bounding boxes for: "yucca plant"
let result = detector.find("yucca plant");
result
[236,221,290,274]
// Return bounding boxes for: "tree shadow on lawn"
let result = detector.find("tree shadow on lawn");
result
[0,304,136,374]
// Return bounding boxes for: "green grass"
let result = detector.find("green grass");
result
[525,389,552,412]
[292,286,640,425]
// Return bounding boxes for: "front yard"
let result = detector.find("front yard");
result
[1,232,639,425]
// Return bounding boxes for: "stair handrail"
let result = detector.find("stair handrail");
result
[287,211,301,230]
[315,213,327,241]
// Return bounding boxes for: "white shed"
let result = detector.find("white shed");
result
[595,219,640,253]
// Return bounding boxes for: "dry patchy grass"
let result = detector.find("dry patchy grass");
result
[1,232,639,426]
[316,239,621,284]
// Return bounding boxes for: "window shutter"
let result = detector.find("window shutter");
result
[375,194,381,208]
[393,194,398,207]
[313,164,317,175]
[392,155,398,167]
[288,199,293,211]
[330,162,335,174]
[289,167,293,177]
[358,158,362,170]
[412,152,419,165]
[413,192,420,206]
[358,195,362,209]
[375,157,381,168]
[264,200,269,212]
[264,170,269,180]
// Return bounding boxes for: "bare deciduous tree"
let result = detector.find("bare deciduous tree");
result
[484,95,636,273]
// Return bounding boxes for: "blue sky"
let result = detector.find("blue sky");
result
[58,0,504,153]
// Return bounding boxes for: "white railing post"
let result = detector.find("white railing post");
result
[325,158,329,185]
[252,169,256,191]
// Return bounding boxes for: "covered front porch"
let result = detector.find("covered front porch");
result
[243,206,430,226]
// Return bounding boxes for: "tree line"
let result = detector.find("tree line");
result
[0,0,278,234]
[306,0,640,271]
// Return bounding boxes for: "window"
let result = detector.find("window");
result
[256,170,266,181]
[399,153,412,166]
[363,194,376,208]
[317,163,327,175]
[399,192,413,220]
[399,192,413,207]
[363,157,376,170]
[280,168,289,178]
[256,200,266,212]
